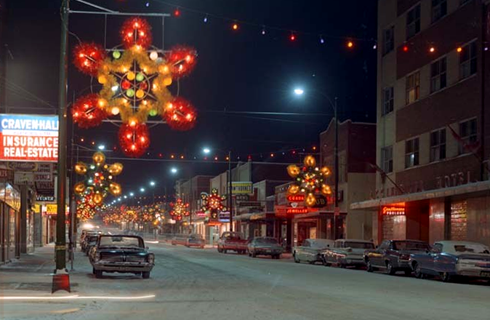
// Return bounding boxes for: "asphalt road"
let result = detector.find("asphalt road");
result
[2,242,490,320]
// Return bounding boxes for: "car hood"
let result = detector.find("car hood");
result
[252,244,282,249]
[98,247,148,254]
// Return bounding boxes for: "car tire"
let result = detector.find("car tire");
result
[223,249,227,254]
[293,253,300,264]
[142,272,150,279]
[322,258,331,267]
[441,272,452,282]
[340,263,346,269]
[217,247,222,253]
[386,261,396,275]
[92,267,96,275]
[252,251,257,258]
[95,270,102,278]
[366,260,374,272]
[248,252,252,257]
[413,263,423,279]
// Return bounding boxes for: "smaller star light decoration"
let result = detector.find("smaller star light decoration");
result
[287,155,332,207]
[200,188,226,220]
[73,152,123,206]
[72,17,198,158]
[170,198,190,221]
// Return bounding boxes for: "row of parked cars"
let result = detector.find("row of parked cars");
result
[80,229,155,279]
[292,238,490,283]
[217,232,284,259]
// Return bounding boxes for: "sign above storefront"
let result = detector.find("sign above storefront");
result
[14,171,35,185]
[0,114,59,162]
[230,181,253,195]
[382,206,405,216]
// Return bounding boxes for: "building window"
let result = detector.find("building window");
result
[381,146,393,173]
[430,129,446,162]
[382,87,394,115]
[460,41,477,79]
[382,26,394,55]
[459,118,477,154]
[431,0,447,23]
[405,138,419,168]
[406,4,421,39]
[406,72,420,105]
[430,57,447,93]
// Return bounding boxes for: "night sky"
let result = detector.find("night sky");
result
[4,0,377,196]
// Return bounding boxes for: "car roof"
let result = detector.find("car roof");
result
[335,239,373,243]
[434,240,488,246]
[309,239,334,243]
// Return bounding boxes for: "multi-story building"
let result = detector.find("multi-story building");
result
[352,0,490,245]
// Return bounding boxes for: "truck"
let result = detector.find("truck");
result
[217,232,249,254]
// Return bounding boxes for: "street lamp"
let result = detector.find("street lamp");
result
[293,87,339,239]
[140,187,145,193]
[203,147,233,232]
[150,181,156,186]
[170,167,178,174]
[98,144,105,150]
[129,192,134,197]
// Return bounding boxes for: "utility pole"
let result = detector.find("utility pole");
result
[228,151,233,232]
[333,97,339,240]
[53,0,70,289]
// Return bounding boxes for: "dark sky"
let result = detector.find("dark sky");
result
[4,0,377,196]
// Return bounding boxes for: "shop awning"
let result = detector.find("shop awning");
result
[234,213,253,221]
[350,181,490,210]
[250,212,275,221]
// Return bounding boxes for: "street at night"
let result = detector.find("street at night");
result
[1,236,489,320]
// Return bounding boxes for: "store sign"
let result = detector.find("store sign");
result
[44,204,57,215]
[196,211,206,217]
[219,211,230,222]
[382,206,405,216]
[287,195,305,202]
[7,162,38,171]
[3,183,21,210]
[14,171,35,185]
[235,194,250,202]
[286,208,309,214]
[36,181,55,202]
[0,114,59,162]
[35,163,53,182]
[0,168,13,180]
[230,181,253,195]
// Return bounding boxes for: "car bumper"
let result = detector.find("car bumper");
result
[455,267,490,278]
[339,257,365,266]
[397,260,412,269]
[92,262,154,273]
[254,250,283,255]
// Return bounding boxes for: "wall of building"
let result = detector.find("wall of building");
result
[346,173,375,240]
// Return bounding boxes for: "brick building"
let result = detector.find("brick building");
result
[352,0,490,245]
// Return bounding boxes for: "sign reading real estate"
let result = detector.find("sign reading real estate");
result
[0,114,59,162]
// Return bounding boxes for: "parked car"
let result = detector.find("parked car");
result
[171,234,205,248]
[293,239,334,264]
[364,239,431,275]
[89,235,155,279]
[217,232,249,254]
[409,241,490,282]
[248,237,284,259]
[321,239,375,268]
[81,232,97,252]
[83,235,99,256]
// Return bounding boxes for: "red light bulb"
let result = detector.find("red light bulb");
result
[403,45,409,52]
[174,8,180,17]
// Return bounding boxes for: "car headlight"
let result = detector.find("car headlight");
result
[94,252,100,261]
[148,254,155,264]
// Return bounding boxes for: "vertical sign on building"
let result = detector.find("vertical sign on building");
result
[0,114,59,162]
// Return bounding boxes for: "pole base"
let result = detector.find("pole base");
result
[52,269,71,293]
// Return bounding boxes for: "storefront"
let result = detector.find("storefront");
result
[351,181,490,246]
[0,182,21,264]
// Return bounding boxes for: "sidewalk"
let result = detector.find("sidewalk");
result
[0,244,89,296]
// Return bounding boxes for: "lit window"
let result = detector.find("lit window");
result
[430,57,447,93]
[460,41,477,79]
[405,138,419,168]
[430,129,446,162]
[406,5,421,40]
[406,72,420,105]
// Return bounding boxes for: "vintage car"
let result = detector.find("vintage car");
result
[247,237,284,259]
[80,231,97,252]
[89,235,155,279]
[409,241,490,282]
[171,234,205,248]
[321,239,375,268]
[293,239,334,264]
[217,232,249,254]
[364,239,430,275]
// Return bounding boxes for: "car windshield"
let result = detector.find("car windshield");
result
[88,236,98,242]
[256,238,278,244]
[453,244,490,254]
[344,242,374,249]
[393,241,429,251]
[310,240,332,249]
[99,236,143,248]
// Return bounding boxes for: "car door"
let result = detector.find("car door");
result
[430,243,445,274]
[298,240,310,261]
[372,240,390,267]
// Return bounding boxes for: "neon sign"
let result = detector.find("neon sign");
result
[382,207,405,216]
[286,208,309,214]
[287,195,305,202]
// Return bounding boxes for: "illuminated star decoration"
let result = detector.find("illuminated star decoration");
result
[72,17,198,158]
[200,188,226,219]
[287,155,332,207]
[170,198,190,221]
[73,151,123,206]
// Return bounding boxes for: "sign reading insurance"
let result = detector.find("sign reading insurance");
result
[0,114,59,162]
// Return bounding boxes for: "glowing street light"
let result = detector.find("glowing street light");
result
[170,167,178,174]
[203,148,211,154]
[294,88,304,95]
[129,192,134,197]
[150,181,156,187]
[140,187,145,193]
[98,145,105,150]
